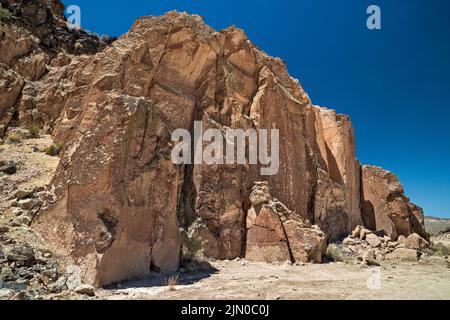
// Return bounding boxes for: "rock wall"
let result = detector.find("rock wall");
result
[246,182,326,263]
[0,3,428,286]
[0,0,113,135]
[361,165,428,240]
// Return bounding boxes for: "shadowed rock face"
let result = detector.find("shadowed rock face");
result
[0,4,428,286]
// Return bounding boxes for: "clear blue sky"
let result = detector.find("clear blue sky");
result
[61,0,450,218]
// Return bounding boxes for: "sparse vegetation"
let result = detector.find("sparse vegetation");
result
[0,6,12,19]
[166,273,179,291]
[181,228,206,261]
[430,242,450,257]
[6,132,23,144]
[326,244,344,262]
[44,143,63,157]
[25,122,41,139]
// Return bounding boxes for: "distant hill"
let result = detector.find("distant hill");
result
[425,216,450,235]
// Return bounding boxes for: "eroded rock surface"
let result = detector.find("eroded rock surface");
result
[361,165,428,240]
[246,182,326,263]
[0,3,429,288]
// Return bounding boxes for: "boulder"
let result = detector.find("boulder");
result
[366,233,382,248]
[361,166,429,240]
[246,183,326,263]
[405,233,429,250]
[283,220,327,263]
[74,284,96,297]
[245,206,291,263]
[385,248,419,262]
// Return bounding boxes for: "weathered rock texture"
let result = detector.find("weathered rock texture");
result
[245,182,326,263]
[361,165,428,240]
[0,0,113,136]
[0,2,428,286]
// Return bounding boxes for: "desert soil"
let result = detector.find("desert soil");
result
[88,260,450,300]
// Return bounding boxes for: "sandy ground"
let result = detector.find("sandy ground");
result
[95,260,450,300]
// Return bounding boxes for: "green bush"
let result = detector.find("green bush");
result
[44,143,63,157]
[25,123,41,138]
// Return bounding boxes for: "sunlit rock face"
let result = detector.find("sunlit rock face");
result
[360,165,428,241]
[0,2,426,286]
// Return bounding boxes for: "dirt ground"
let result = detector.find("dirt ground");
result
[92,260,450,300]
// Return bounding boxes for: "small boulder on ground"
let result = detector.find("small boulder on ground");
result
[74,284,96,296]
[385,248,419,262]
[405,233,429,250]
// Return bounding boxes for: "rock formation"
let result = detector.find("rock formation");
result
[361,165,428,240]
[0,1,429,287]
[246,182,326,263]
[0,0,113,136]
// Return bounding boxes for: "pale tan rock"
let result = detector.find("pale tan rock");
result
[366,233,382,248]
[405,233,429,250]
[74,284,96,296]
[351,225,364,238]
[398,235,407,245]
[361,166,429,240]
[245,183,326,263]
[385,248,419,262]
[245,206,291,263]
[360,228,373,240]
[313,107,362,232]
[283,220,326,263]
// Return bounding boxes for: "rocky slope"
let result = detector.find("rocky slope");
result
[1,1,431,288]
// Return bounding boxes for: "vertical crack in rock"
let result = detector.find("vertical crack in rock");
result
[0,8,425,286]
[245,182,326,263]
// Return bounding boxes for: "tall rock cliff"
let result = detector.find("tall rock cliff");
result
[0,3,428,286]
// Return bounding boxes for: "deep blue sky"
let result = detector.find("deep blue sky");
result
[61,0,450,218]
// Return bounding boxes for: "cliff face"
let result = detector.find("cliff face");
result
[0,3,428,286]
[361,165,428,241]
[0,0,112,136]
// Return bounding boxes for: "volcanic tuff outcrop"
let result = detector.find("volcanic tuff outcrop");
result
[0,1,428,286]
